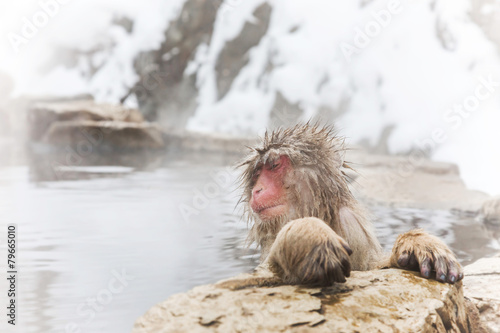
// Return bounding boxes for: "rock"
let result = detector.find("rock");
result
[28,100,144,141]
[345,150,490,212]
[215,2,272,100]
[131,0,221,124]
[40,120,164,150]
[26,100,166,151]
[463,256,500,333]
[480,197,500,226]
[133,269,484,333]
[27,98,258,153]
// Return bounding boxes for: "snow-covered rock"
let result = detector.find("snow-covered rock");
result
[2,0,500,195]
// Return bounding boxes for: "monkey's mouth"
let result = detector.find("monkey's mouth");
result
[254,203,286,215]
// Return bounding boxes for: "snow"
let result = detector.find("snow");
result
[0,0,498,195]
[0,0,184,102]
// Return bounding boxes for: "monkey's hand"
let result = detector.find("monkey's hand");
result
[390,229,463,284]
[267,217,352,286]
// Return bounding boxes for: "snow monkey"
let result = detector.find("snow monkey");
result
[239,123,463,286]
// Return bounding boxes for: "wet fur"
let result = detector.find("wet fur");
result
[266,217,352,285]
[239,123,462,285]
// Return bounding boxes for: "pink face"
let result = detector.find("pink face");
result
[249,155,290,220]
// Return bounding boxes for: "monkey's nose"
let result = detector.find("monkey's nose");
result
[252,187,264,199]
[250,187,264,213]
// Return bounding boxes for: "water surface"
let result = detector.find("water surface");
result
[0,150,498,333]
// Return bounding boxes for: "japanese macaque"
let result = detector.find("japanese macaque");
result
[239,124,463,286]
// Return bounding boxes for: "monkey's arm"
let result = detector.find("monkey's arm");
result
[389,229,463,284]
[266,217,352,286]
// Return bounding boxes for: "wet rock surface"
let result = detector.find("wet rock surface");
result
[133,269,484,333]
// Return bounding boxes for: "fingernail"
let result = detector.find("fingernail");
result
[422,270,430,278]
[440,274,446,281]
[450,276,456,283]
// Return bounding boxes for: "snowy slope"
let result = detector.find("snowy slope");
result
[0,0,499,195]
[188,0,500,195]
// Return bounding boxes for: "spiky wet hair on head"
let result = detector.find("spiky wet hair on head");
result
[239,123,355,246]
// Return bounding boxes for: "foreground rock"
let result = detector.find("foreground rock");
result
[133,269,483,333]
[463,255,500,333]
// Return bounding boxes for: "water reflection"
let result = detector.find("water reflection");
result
[0,150,497,333]
[372,205,499,266]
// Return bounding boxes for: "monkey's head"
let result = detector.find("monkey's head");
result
[239,123,354,248]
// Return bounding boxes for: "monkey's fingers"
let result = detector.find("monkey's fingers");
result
[301,239,352,285]
[391,229,463,284]
[433,255,463,284]
[414,253,463,284]
[269,218,355,286]
[340,256,351,278]
[418,257,432,279]
[325,259,347,284]
[449,260,464,283]
[321,240,352,283]
[397,251,418,270]
[299,254,348,285]
[340,241,353,256]
[328,237,352,278]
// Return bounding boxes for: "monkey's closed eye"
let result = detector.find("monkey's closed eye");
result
[270,163,281,170]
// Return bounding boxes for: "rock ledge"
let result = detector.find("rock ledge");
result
[133,269,483,333]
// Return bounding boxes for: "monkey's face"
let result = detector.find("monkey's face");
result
[240,124,350,249]
[249,155,291,222]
